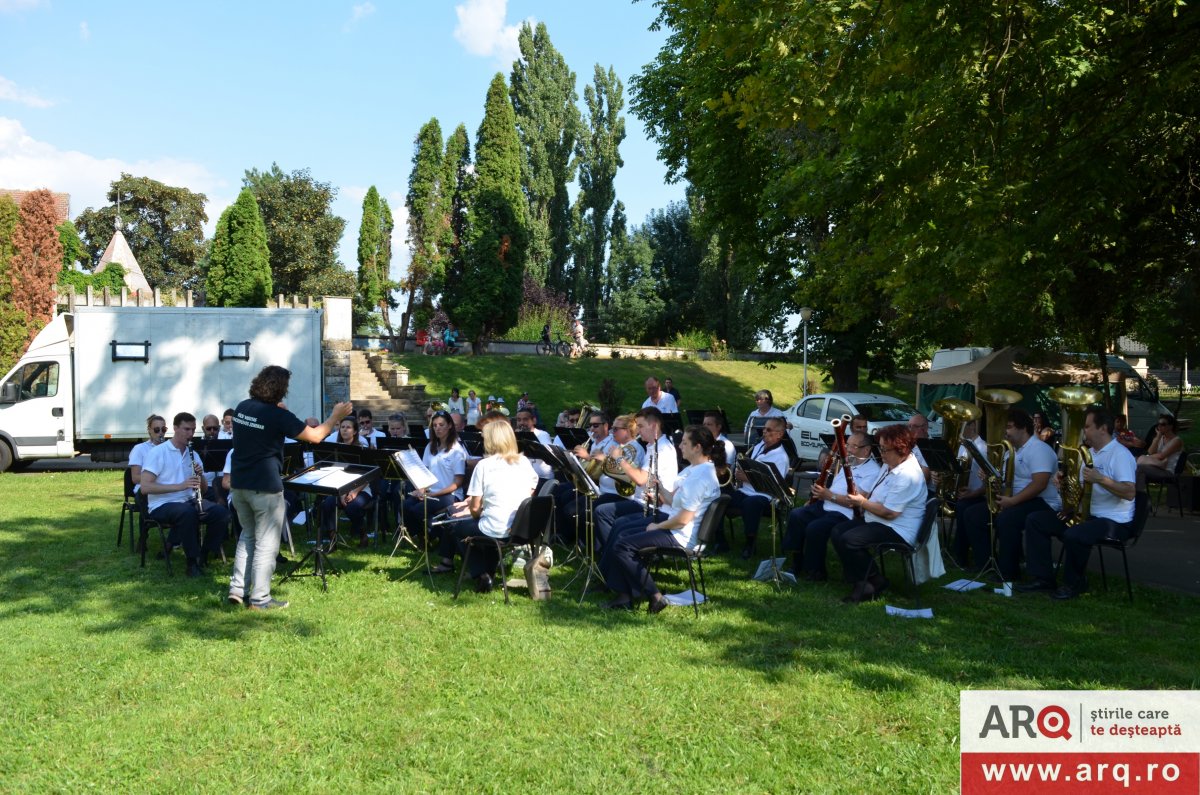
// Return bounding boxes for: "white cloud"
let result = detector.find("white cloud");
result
[343,2,375,32]
[453,0,525,67]
[79,21,90,41]
[0,116,229,233]
[0,76,53,109]
[0,0,46,12]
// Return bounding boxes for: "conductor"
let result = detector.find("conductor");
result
[227,365,353,610]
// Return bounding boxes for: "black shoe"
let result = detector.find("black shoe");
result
[185,560,203,577]
[842,581,873,604]
[648,594,670,615]
[603,597,633,610]
[868,574,890,597]
[474,573,493,594]
[1052,584,1087,601]
[1015,578,1056,593]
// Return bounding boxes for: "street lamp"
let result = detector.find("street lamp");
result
[799,307,814,396]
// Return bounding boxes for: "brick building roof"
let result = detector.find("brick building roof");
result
[0,189,71,223]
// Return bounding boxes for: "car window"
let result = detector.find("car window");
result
[827,399,851,420]
[858,401,918,421]
[801,398,825,420]
[5,361,59,402]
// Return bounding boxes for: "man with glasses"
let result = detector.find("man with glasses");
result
[200,415,222,441]
[957,409,1060,580]
[1020,408,1137,600]
[641,376,679,414]
[554,411,615,537]
[785,431,882,580]
[357,409,385,448]
[515,408,554,482]
[595,407,678,551]
[724,416,791,559]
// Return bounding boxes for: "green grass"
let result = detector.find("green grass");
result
[393,354,916,422]
[1,471,1197,792]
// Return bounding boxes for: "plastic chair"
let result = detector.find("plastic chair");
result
[454,496,555,604]
[870,496,941,608]
[136,493,175,575]
[635,494,732,616]
[1144,449,1189,516]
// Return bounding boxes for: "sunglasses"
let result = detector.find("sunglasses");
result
[203,426,219,431]
[150,427,166,433]
[588,422,604,428]
[360,418,373,424]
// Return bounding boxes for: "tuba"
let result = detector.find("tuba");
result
[603,441,640,497]
[932,398,983,517]
[976,388,1022,514]
[1049,386,1102,526]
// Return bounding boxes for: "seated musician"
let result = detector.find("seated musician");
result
[601,424,722,613]
[357,409,386,448]
[593,407,678,551]
[319,417,374,547]
[1020,408,1137,600]
[830,424,928,603]
[784,431,881,581]
[702,411,736,488]
[552,411,615,539]
[958,409,1060,580]
[641,376,679,414]
[404,410,467,541]
[720,417,790,558]
[433,421,537,592]
[906,413,932,482]
[140,412,231,576]
[515,408,554,484]
[948,419,988,568]
[129,413,167,493]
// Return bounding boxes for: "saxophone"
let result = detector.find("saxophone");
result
[1049,386,1102,526]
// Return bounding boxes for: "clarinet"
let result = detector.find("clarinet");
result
[644,433,660,516]
[187,441,208,519]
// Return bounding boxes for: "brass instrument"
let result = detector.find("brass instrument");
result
[576,403,601,429]
[603,441,640,497]
[932,397,984,517]
[1049,386,1102,526]
[976,388,1022,513]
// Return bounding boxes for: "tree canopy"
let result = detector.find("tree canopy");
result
[205,188,272,308]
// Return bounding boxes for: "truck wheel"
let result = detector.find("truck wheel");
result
[0,441,12,473]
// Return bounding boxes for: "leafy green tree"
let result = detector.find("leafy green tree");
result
[448,74,529,352]
[574,64,626,321]
[57,262,126,295]
[437,123,474,334]
[0,195,30,373]
[601,225,663,344]
[243,164,354,298]
[73,174,207,290]
[402,119,450,346]
[57,221,85,270]
[355,186,394,333]
[510,21,579,290]
[206,188,272,307]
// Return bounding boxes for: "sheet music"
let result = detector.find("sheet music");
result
[393,449,438,490]
[288,465,369,491]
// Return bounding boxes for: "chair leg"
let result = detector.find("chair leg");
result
[157,524,173,576]
[454,543,472,599]
[494,540,509,605]
[117,504,126,548]
[906,555,922,610]
[696,558,707,604]
[1120,549,1133,602]
[685,559,700,617]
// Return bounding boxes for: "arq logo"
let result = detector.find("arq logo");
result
[979,703,1072,740]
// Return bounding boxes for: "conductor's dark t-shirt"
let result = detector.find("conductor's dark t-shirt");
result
[230,398,306,493]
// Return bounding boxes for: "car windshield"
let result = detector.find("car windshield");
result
[858,402,918,421]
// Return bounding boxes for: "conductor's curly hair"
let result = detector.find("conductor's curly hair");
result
[249,365,291,404]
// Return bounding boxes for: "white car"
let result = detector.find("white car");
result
[782,392,928,465]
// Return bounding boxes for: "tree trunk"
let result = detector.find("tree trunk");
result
[830,358,859,392]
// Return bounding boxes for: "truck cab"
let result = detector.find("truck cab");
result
[0,314,75,471]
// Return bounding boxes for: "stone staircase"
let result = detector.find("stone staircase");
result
[349,350,430,420]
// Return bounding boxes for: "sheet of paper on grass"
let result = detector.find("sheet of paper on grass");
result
[751,558,796,583]
[885,604,934,619]
[943,578,988,592]
[665,590,706,606]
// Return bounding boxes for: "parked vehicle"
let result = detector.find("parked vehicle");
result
[0,305,327,471]
[782,392,924,465]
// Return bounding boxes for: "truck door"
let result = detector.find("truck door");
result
[0,359,72,460]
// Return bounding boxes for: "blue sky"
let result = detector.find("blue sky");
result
[0,0,685,283]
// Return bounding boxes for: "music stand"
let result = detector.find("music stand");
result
[383,447,441,585]
[739,457,794,588]
[956,440,1007,585]
[553,449,602,603]
[552,427,590,450]
[281,462,380,591]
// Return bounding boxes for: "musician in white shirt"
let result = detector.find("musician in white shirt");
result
[594,407,679,550]
[724,417,791,558]
[641,376,679,414]
[785,431,881,580]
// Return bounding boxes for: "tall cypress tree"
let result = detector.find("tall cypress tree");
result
[355,185,390,333]
[401,118,448,347]
[510,21,579,291]
[206,188,271,307]
[441,124,472,303]
[575,65,626,322]
[448,74,529,352]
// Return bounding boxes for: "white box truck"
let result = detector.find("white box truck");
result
[0,306,326,471]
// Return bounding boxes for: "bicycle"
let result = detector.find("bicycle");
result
[537,336,556,356]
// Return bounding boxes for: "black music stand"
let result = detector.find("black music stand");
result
[553,426,590,450]
[281,461,380,591]
[739,456,795,588]
[552,449,602,602]
[957,440,1007,585]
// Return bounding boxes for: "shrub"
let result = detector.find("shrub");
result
[500,274,574,341]
[668,329,711,353]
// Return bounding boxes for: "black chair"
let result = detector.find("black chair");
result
[1143,449,1189,516]
[635,494,732,617]
[1093,491,1151,602]
[117,467,142,552]
[454,496,555,604]
[136,493,175,575]
[870,495,941,608]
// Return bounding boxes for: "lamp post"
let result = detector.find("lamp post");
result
[799,307,814,396]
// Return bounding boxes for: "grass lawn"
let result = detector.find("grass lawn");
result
[390,354,917,425]
[1,470,1197,792]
